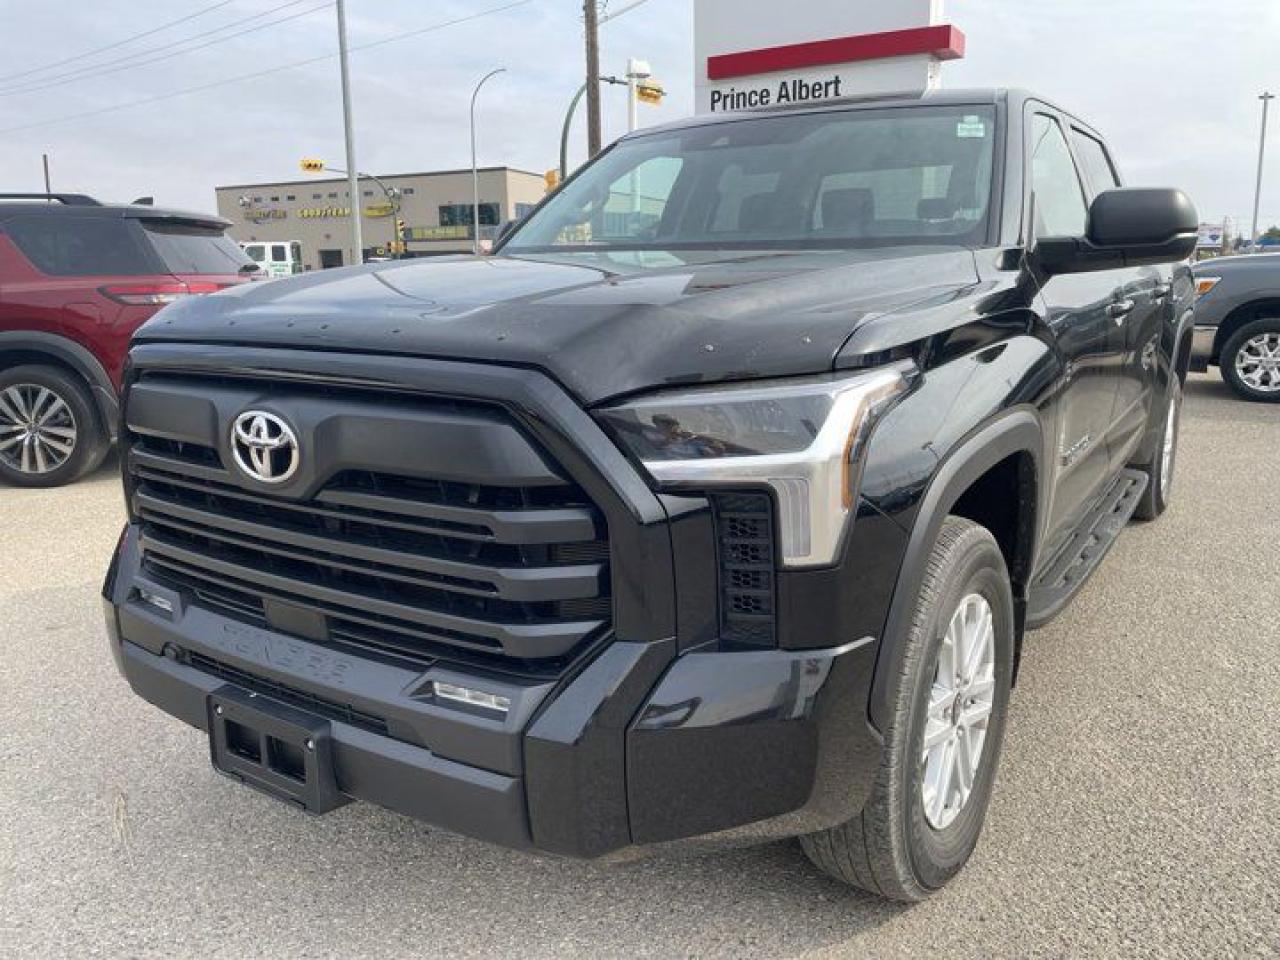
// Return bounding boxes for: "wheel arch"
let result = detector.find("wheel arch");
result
[1212,298,1280,364]
[0,331,118,441]
[868,409,1042,734]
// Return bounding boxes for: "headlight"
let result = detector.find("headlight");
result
[596,367,910,567]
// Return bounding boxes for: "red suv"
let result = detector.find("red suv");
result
[0,194,254,487]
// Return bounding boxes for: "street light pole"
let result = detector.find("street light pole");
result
[470,68,506,255]
[335,0,363,267]
[1251,91,1274,251]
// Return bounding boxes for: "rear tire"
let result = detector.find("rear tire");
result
[1133,377,1181,521]
[0,364,107,488]
[1221,317,1280,402]
[800,517,1014,901]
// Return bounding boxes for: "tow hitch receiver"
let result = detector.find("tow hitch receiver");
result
[207,685,349,814]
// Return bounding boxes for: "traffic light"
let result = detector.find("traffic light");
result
[637,81,665,106]
[544,169,560,192]
[299,158,325,173]
[395,218,408,241]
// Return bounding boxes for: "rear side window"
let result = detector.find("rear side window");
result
[140,221,253,274]
[1070,130,1121,195]
[5,215,157,276]
[271,244,289,262]
[1029,114,1088,238]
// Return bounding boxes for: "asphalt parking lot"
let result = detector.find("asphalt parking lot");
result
[1,372,1277,959]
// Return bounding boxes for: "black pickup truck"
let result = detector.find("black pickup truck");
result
[103,89,1197,901]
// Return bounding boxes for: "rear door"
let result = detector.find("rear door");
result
[1027,110,1129,561]
[1070,127,1166,467]
[0,212,162,385]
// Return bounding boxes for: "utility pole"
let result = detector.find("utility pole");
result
[41,154,51,195]
[583,0,602,158]
[335,0,363,267]
[1250,91,1274,251]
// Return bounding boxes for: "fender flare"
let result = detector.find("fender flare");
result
[1170,307,1196,384]
[0,330,119,440]
[868,408,1043,734]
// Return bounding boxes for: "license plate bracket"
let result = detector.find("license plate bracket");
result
[207,685,349,814]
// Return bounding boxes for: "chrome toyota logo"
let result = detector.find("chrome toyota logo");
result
[231,411,299,484]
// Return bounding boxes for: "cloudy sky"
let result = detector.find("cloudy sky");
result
[0,0,1277,233]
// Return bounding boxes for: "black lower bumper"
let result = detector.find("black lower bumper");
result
[105,528,883,859]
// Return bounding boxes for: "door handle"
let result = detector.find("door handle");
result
[1153,282,1173,301]
[1107,299,1136,323]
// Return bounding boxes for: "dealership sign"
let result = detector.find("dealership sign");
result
[695,0,963,114]
[1196,222,1225,249]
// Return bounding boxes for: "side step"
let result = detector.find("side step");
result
[1026,468,1148,628]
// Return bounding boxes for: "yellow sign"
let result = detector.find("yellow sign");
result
[243,208,287,222]
[364,203,395,218]
[298,206,352,219]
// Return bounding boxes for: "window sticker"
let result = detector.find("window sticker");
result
[956,115,987,138]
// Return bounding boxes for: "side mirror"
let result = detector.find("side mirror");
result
[1035,188,1198,275]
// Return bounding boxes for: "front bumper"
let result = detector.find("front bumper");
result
[104,527,882,858]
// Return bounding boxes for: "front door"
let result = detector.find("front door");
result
[1027,110,1128,564]
[1066,126,1165,468]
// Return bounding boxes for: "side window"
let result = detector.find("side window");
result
[5,216,156,276]
[243,244,266,262]
[1029,114,1088,238]
[271,244,288,262]
[1070,129,1121,196]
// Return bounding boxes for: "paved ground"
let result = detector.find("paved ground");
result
[1,372,1277,959]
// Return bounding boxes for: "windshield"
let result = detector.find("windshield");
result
[506,105,997,253]
[140,220,255,274]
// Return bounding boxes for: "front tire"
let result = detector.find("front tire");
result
[1133,376,1181,521]
[0,364,107,488]
[1221,317,1280,402]
[800,517,1014,901]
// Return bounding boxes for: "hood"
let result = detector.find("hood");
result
[137,247,980,404]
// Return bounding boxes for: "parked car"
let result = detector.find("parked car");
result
[0,194,255,486]
[103,89,1197,901]
[1190,253,1280,400]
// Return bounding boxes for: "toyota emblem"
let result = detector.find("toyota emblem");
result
[231,411,300,484]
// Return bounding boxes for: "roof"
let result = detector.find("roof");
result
[216,165,544,193]
[0,196,230,227]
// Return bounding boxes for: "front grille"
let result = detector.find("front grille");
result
[710,492,777,648]
[127,388,612,676]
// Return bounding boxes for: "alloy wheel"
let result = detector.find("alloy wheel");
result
[0,384,78,475]
[921,592,996,830]
[1234,332,1280,393]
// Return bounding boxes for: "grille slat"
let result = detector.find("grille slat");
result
[134,487,604,602]
[126,391,612,673]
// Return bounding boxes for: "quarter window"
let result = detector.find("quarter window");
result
[1030,114,1088,238]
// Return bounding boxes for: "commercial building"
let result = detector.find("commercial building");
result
[214,167,547,271]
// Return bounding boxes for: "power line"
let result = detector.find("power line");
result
[0,0,537,136]
[0,0,332,98]
[0,0,239,86]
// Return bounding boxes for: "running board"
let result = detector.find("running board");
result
[1026,468,1148,629]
